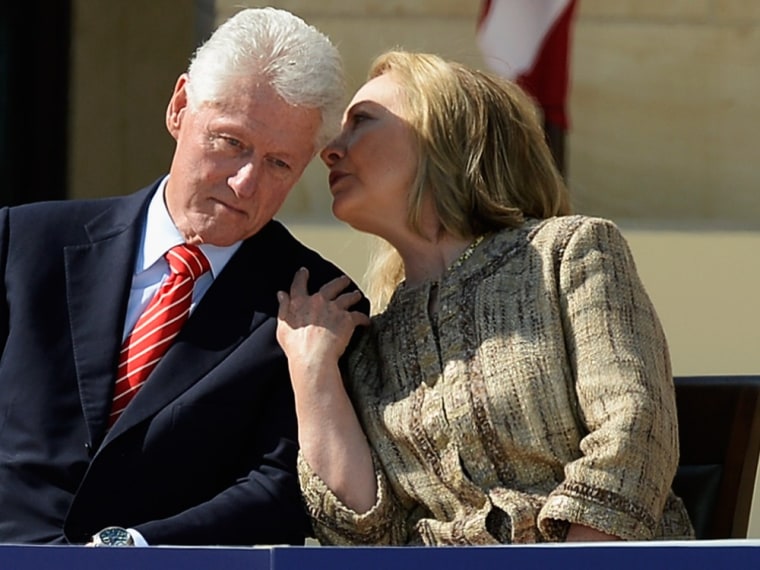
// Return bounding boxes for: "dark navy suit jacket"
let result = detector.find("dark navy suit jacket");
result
[0,179,366,545]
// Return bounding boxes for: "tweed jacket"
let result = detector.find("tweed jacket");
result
[299,215,694,545]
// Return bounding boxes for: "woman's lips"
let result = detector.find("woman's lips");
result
[329,171,349,189]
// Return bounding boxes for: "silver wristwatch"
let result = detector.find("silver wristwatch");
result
[92,526,135,546]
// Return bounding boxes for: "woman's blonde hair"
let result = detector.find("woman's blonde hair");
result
[364,51,571,313]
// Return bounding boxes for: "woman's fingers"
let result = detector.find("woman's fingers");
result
[276,290,291,323]
[334,289,364,310]
[279,269,366,328]
[288,269,355,303]
[276,268,370,362]
[289,267,310,297]
[319,274,353,300]
[352,311,371,328]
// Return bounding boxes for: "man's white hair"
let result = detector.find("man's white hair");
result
[186,7,345,148]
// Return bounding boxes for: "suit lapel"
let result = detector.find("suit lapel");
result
[66,186,155,446]
[104,234,274,441]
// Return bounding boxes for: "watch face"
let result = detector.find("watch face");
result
[98,526,132,546]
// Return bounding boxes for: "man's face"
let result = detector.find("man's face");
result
[164,74,322,246]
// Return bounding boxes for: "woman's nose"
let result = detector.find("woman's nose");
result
[320,136,345,166]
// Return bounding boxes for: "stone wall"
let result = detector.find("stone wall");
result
[572,0,760,225]
[68,0,196,199]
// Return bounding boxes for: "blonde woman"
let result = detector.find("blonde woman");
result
[276,50,693,545]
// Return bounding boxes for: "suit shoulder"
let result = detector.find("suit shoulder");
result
[5,180,158,227]
[2,184,156,249]
[258,220,347,279]
[253,221,368,312]
[7,196,123,227]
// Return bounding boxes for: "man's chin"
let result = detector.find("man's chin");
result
[183,220,251,247]
[199,231,250,247]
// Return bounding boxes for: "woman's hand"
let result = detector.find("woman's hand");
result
[565,523,621,542]
[276,268,370,374]
[276,269,377,512]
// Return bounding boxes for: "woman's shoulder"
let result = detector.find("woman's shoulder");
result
[528,214,620,239]
[524,214,628,256]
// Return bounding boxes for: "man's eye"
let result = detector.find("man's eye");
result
[268,157,290,169]
[223,137,242,148]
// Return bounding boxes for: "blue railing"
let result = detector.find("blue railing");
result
[1,540,759,569]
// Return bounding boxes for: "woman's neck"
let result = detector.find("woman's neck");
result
[397,233,478,287]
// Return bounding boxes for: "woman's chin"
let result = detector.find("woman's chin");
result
[330,200,351,224]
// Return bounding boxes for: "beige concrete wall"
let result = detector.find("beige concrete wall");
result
[571,1,760,224]
[68,0,195,199]
[70,1,760,227]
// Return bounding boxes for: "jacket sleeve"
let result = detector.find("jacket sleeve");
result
[538,217,679,540]
[298,449,407,545]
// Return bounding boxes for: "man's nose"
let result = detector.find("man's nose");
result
[228,161,258,197]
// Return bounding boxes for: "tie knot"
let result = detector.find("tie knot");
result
[166,244,211,280]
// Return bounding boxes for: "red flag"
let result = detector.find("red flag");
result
[477,0,578,131]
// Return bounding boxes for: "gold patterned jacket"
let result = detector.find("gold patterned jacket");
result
[299,215,694,545]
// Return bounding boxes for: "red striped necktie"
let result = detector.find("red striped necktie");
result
[109,244,210,428]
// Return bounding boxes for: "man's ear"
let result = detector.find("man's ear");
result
[166,74,190,139]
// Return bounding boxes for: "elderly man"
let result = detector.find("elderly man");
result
[0,7,365,547]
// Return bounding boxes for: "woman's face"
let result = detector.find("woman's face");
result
[320,73,418,237]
